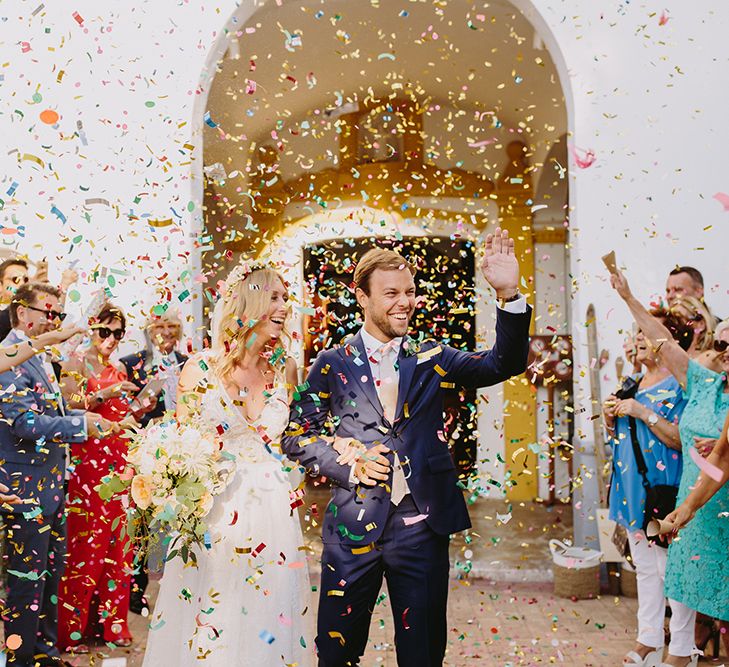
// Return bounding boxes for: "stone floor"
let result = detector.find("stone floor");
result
[59,580,643,667]
[3,495,724,666]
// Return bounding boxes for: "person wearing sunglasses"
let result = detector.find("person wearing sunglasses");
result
[56,303,157,655]
[611,268,729,667]
[0,256,79,345]
[0,282,115,667]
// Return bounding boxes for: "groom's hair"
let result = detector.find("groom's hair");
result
[353,248,416,296]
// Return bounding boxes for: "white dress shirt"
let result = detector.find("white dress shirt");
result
[359,326,410,504]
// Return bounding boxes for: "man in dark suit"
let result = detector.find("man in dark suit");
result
[0,283,111,667]
[282,229,532,667]
[119,311,187,612]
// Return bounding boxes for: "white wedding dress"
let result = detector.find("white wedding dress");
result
[142,363,314,666]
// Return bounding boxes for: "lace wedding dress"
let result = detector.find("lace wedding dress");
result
[142,362,314,666]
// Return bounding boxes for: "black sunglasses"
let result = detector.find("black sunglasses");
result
[26,305,66,322]
[713,339,729,353]
[92,325,125,341]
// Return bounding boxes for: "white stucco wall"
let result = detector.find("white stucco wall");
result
[2,0,728,537]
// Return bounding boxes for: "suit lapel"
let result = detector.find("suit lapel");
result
[25,352,56,395]
[340,332,383,416]
[4,331,55,394]
[395,344,417,421]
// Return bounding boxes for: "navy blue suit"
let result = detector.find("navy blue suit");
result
[282,306,532,666]
[0,331,88,665]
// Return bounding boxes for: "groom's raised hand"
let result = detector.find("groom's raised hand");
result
[480,227,519,299]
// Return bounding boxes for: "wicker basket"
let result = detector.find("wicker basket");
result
[553,563,601,599]
[620,564,638,597]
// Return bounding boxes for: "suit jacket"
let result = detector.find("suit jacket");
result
[281,306,532,547]
[0,330,87,515]
[120,349,188,427]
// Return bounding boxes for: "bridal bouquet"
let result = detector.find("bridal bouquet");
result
[97,417,236,564]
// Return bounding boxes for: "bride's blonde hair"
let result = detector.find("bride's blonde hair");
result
[213,264,291,381]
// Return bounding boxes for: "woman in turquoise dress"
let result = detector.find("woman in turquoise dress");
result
[611,269,729,667]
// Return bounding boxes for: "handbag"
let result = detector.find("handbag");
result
[628,416,678,546]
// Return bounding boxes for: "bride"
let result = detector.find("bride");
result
[143,263,337,666]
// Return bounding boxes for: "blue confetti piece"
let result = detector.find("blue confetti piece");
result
[6,181,18,197]
[259,629,275,644]
[204,111,218,128]
[50,205,66,223]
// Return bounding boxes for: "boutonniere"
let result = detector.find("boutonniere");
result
[402,334,423,356]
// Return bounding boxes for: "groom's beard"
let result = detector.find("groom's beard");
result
[370,309,412,339]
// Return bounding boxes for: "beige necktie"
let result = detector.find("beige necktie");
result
[377,343,408,505]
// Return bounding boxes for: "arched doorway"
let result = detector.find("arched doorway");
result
[197,0,572,502]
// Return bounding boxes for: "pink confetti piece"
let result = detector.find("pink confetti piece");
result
[569,145,596,169]
[712,192,729,211]
[689,446,724,482]
[403,513,429,526]
[658,10,669,26]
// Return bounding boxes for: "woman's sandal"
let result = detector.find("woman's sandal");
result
[111,637,133,648]
[64,643,90,654]
[624,648,663,667]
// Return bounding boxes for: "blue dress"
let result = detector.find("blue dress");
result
[664,360,729,619]
[608,374,686,531]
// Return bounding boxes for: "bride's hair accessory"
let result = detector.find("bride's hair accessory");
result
[224,260,272,299]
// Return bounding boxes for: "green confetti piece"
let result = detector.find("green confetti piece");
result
[145,101,155,108]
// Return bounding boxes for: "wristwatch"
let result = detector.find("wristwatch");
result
[498,292,522,308]
[647,413,659,427]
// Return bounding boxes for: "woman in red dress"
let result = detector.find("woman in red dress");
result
[57,303,157,652]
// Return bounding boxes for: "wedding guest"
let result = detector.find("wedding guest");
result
[121,311,187,427]
[57,304,156,652]
[120,310,187,614]
[0,282,111,667]
[603,309,695,666]
[0,257,30,341]
[611,268,729,667]
[668,322,729,529]
[665,266,705,307]
[0,258,78,342]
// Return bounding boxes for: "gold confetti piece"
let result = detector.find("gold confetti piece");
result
[440,382,455,389]
[327,590,345,596]
[433,364,447,377]
[148,218,173,227]
[403,403,409,418]
[20,153,45,167]
[417,345,442,361]
[365,522,377,531]
[351,544,375,555]
[328,631,346,645]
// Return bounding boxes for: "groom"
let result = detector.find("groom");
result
[282,229,532,666]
